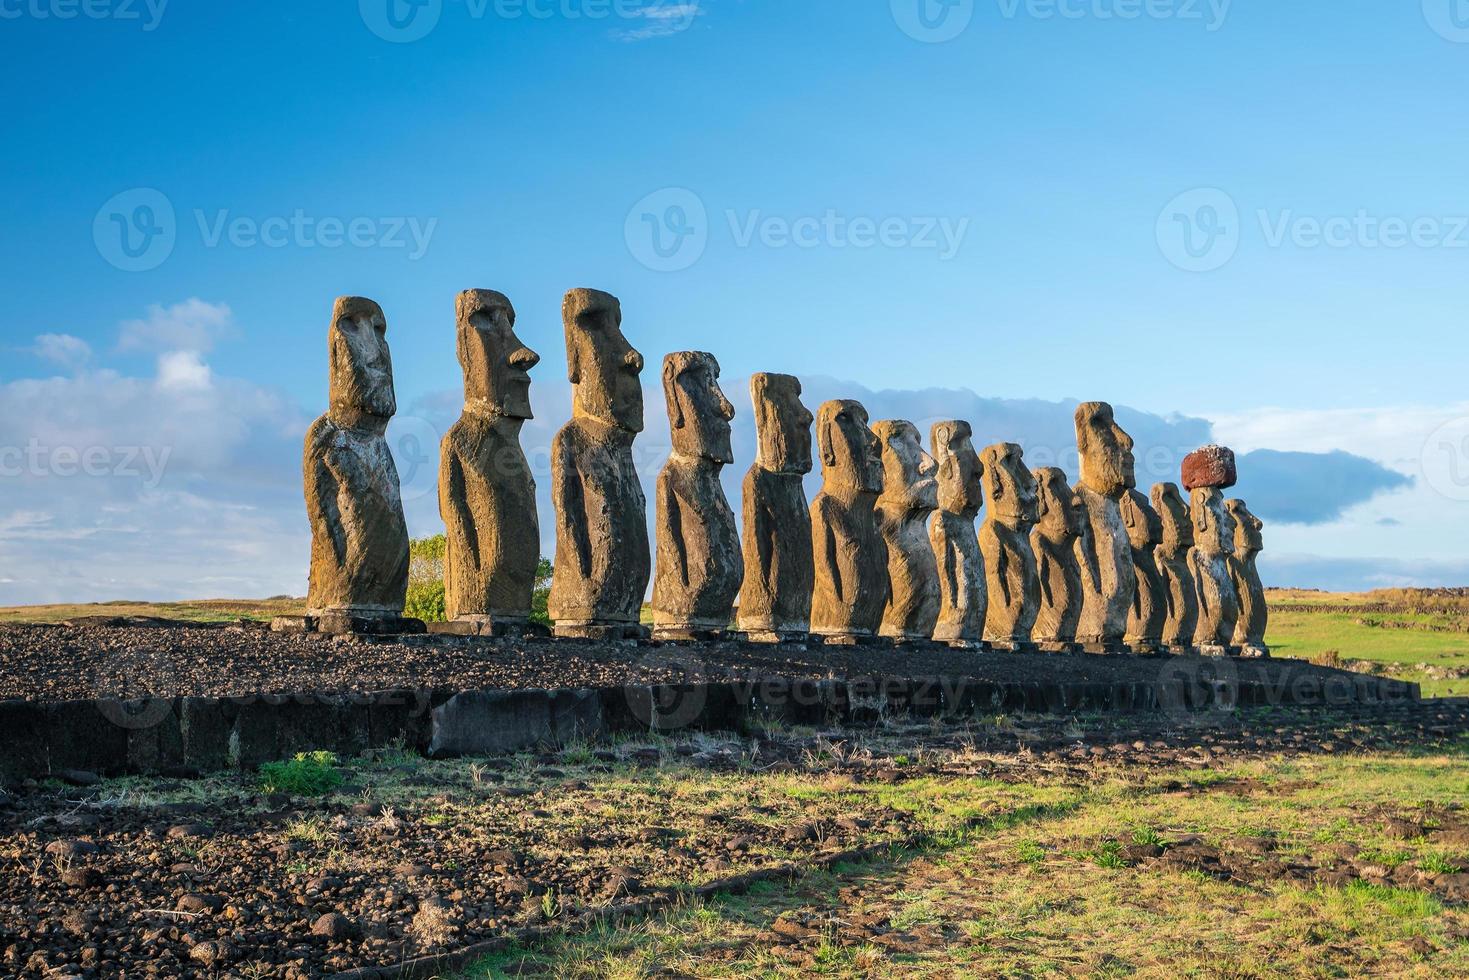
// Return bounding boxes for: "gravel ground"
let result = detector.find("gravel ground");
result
[0,623,1370,702]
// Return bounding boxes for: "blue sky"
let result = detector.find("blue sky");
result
[1,0,1468,601]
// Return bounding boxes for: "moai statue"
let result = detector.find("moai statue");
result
[979,443,1040,651]
[874,421,941,642]
[1030,467,1084,653]
[548,288,651,640]
[1073,402,1138,653]
[652,352,743,640]
[929,421,987,648]
[1188,487,1240,656]
[737,373,815,643]
[1227,499,1269,657]
[1151,483,1199,654]
[1121,488,1167,654]
[437,290,543,637]
[295,296,415,635]
[809,400,888,644]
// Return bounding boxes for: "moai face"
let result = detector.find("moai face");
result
[664,351,735,464]
[1075,401,1136,496]
[751,373,813,475]
[456,289,539,420]
[328,296,396,421]
[980,443,1038,526]
[817,400,882,494]
[1151,482,1194,552]
[931,420,983,517]
[874,420,938,511]
[563,288,644,433]
[1033,467,1081,540]
[1121,488,1163,551]
[1227,499,1264,556]
[1191,487,1234,556]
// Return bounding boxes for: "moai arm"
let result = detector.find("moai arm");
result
[551,430,593,581]
[305,425,347,568]
[994,540,1012,614]
[439,439,479,571]
[817,497,846,605]
[658,470,690,589]
[754,488,778,597]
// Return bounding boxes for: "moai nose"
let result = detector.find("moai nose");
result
[511,347,540,371]
[624,349,644,372]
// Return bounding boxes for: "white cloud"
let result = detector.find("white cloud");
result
[613,1,704,40]
[117,298,235,354]
[29,333,92,371]
[156,350,213,391]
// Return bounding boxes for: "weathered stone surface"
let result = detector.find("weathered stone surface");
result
[1151,482,1199,651]
[1030,467,1084,651]
[548,289,650,639]
[1189,486,1240,654]
[1073,402,1138,649]
[929,421,987,647]
[303,296,410,622]
[1227,498,1268,656]
[439,289,541,627]
[809,400,888,643]
[737,373,815,641]
[652,352,743,639]
[979,443,1039,647]
[1121,488,1166,652]
[874,420,940,642]
[1182,444,1237,492]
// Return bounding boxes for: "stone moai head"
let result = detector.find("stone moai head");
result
[931,420,983,518]
[1075,401,1136,496]
[456,289,539,420]
[664,351,735,464]
[1226,499,1264,557]
[1033,466,1081,541]
[980,442,1038,527]
[563,288,644,433]
[328,296,396,423]
[1191,487,1234,556]
[1151,482,1194,552]
[817,399,882,495]
[1121,487,1163,551]
[873,420,938,511]
[751,373,813,475]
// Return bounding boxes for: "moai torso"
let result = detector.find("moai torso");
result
[1151,483,1199,650]
[875,420,940,642]
[737,374,814,639]
[652,352,743,637]
[548,289,651,635]
[1073,402,1138,648]
[1030,467,1083,648]
[439,290,540,625]
[1227,499,1268,654]
[305,296,410,620]
[1188,486,1240,651]
[929,421,986,646]
[1121,488,1166,651]
[809,400,888,641]
[979,443,1039,646]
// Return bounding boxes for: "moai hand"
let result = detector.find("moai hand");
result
[1072,402,1138,653]
[737,373,815,643]
[809,400,888,644]
[437,289,544,637]
[979,443,1040,650]
[929,421,987,648]
[1151,482,1199,653]
[548,288,651,640]
[652,351,743,640]
[1030,467,1084,652]
[875,420,941,643]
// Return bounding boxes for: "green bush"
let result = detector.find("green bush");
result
[405,581,447,622]
[407,535,552,627]
[258,751,343,796]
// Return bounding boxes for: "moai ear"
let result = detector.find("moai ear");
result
[566,340,581,385]
[820,417,837,468]
[989,463,1005,502]
[1193,499,1209,534]
[664,359,685,430]
[1036,482,1050,519]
